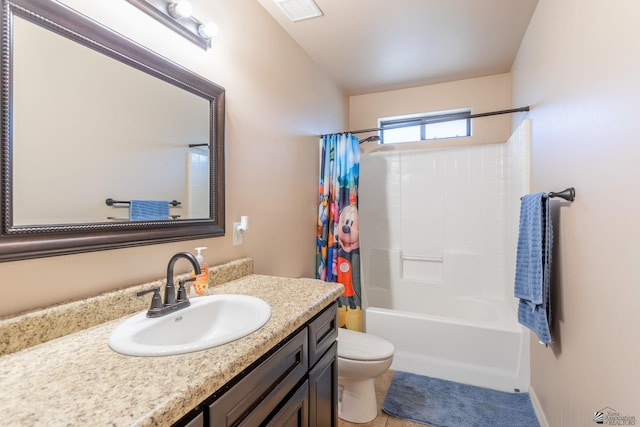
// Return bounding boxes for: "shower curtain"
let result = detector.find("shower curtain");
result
[316,133,362,331]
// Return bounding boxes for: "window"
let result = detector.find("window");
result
[379,109,471,144]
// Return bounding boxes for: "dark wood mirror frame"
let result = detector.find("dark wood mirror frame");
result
[0,0,225,262]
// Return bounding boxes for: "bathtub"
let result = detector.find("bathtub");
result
[365,296,529,392]
[359,128,532,393]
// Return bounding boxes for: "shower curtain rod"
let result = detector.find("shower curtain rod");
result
[320,106,530,138]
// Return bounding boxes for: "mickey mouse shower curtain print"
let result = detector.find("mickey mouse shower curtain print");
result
[316,133,362,331]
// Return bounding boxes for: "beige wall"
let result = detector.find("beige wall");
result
[0,0,347,317]
[349,73,514,152]
[511,0,640,424]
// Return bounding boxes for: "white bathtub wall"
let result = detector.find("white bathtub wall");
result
[359,151,401,310]
[398,149,445,265]
[359,151,402,250]
[360,142,512,304]
[503,119,532,306]
[442,144,507,299]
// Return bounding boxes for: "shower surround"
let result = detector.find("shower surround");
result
[359,120,531,392]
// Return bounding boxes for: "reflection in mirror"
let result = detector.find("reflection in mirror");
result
[0,0,225,262]
[13,16,210,225]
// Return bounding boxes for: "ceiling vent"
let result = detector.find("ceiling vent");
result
[273,0,323,22]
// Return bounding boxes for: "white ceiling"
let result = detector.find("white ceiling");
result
[257,0,539,95]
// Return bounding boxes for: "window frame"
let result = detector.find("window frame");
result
[378,109,472,144]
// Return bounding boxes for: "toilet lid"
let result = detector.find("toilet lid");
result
[337,328,395,361]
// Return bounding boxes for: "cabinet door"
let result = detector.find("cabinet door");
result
[209,329,308,426]
[264,381,309,427]
[308,342,337,427]
[308,302,337,368]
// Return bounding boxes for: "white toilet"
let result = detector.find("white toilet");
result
[337,328,395,423]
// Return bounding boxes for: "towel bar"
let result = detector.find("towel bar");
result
[108,215,182,220]
[548,187,575,202]
[520,187,575,202]
[105,198,181,207]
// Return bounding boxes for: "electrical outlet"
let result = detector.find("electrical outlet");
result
[232,222,243,246]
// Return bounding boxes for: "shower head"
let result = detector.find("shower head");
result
[359,135,381,144]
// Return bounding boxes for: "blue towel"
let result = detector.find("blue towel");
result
[514,193,553,344]
[129,200,170,221]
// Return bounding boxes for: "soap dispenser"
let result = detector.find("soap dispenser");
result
[190,247,209,297]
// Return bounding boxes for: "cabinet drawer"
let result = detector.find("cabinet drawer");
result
[308,302,337,368]
[209,329,308,426]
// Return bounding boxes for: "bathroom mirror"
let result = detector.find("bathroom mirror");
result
[0,0,225,262]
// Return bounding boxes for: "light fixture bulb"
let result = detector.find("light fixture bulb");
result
[198,22,219,39]
[167,0,193,19]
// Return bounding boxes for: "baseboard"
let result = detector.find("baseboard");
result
[529,385,550,427]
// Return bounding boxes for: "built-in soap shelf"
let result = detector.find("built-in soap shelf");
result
[400,252,444,283]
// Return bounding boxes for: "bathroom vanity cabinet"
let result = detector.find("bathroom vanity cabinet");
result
[0,267,344,426]
[174,302,338,427]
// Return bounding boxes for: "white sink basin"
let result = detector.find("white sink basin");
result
[109,294,271,356]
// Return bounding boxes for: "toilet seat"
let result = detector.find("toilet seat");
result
[337,328,394,361]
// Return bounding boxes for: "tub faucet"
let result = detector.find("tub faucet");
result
[138,252,202,318]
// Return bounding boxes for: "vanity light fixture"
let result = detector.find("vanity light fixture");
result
[167,0,193,19]
[127,0,217,50]
[198,22,219,39]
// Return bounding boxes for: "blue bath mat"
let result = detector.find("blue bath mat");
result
[382,371,539,427]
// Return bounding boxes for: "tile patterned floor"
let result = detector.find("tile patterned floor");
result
[337,370,429,427]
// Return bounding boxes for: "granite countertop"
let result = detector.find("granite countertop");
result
[0,271,343,426]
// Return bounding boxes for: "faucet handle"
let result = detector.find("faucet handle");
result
[137,287,163,312]
[177,278,196,302]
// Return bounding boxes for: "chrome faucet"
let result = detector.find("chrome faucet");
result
[137,251,202,318]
